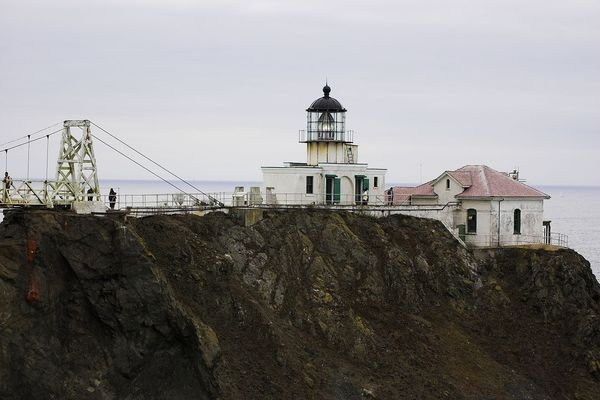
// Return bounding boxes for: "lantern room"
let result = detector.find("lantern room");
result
[300,84,353,143]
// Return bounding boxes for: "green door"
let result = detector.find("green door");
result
[326,177,333,204]
[326,175,338,205]
[355,175,369,205]
[355,175,365,204]
[333,177,341,204]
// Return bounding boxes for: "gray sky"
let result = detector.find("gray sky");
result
[1,0,599,185]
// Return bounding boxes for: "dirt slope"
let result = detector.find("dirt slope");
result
[0,209,598,399]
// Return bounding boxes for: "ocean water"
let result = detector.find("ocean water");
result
[539,185,600,280]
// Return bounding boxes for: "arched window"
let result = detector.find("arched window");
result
[514,209,521,234]
[446,179,450,190]
[467,208,477,233]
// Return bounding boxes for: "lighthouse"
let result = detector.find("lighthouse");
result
[302,84,356,165]
[262,84,387,206]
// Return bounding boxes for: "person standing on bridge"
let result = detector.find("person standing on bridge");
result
[109,188,117,210]
[3,172,12,203]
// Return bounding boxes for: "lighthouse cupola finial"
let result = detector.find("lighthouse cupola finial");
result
[323,83,331,98]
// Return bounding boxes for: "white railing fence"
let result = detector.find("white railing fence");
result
[462,233,569,248]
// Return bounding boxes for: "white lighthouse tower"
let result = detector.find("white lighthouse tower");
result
[262,84,387,205]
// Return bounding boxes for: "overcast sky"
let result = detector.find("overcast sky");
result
[1,0,599,186]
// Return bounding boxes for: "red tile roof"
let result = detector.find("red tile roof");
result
[388,165,549,203]
[388,181,437,204]
[446,171,472,187]
[454,165,549,199]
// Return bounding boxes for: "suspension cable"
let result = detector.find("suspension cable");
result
[92,134,205,204]
[0,122,61,148]
[45,135,49,182]
[27,135,30,181]
[0,128,63,153]
[91,121,223,206]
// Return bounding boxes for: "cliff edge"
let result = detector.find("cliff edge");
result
[0,210,598,399]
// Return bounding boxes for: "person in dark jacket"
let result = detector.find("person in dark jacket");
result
[109,188,117,210]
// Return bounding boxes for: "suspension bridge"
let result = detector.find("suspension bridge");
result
[0,120,224,215]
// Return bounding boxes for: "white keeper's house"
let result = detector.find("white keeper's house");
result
[387,165,555,247]
[261,84,387,206]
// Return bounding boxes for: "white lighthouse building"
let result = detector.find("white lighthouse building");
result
[262,84,387,206]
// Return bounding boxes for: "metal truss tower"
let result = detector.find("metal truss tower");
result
[53,120,103,212]
[55,120,99,200]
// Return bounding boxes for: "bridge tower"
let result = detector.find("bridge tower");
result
[53,120,103,213]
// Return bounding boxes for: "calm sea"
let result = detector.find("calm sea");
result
[539,185,600,280]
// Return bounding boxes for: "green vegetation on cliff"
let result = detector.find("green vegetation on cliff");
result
[0,210,598,399]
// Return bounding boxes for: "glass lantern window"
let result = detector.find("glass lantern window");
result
[306,111,347,142]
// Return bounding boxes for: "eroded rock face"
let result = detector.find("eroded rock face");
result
[0,209,598,399]
[0,211,217,400]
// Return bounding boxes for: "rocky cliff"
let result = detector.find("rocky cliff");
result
[0,209,598,399]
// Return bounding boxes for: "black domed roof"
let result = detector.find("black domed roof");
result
[307,84,347,112]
